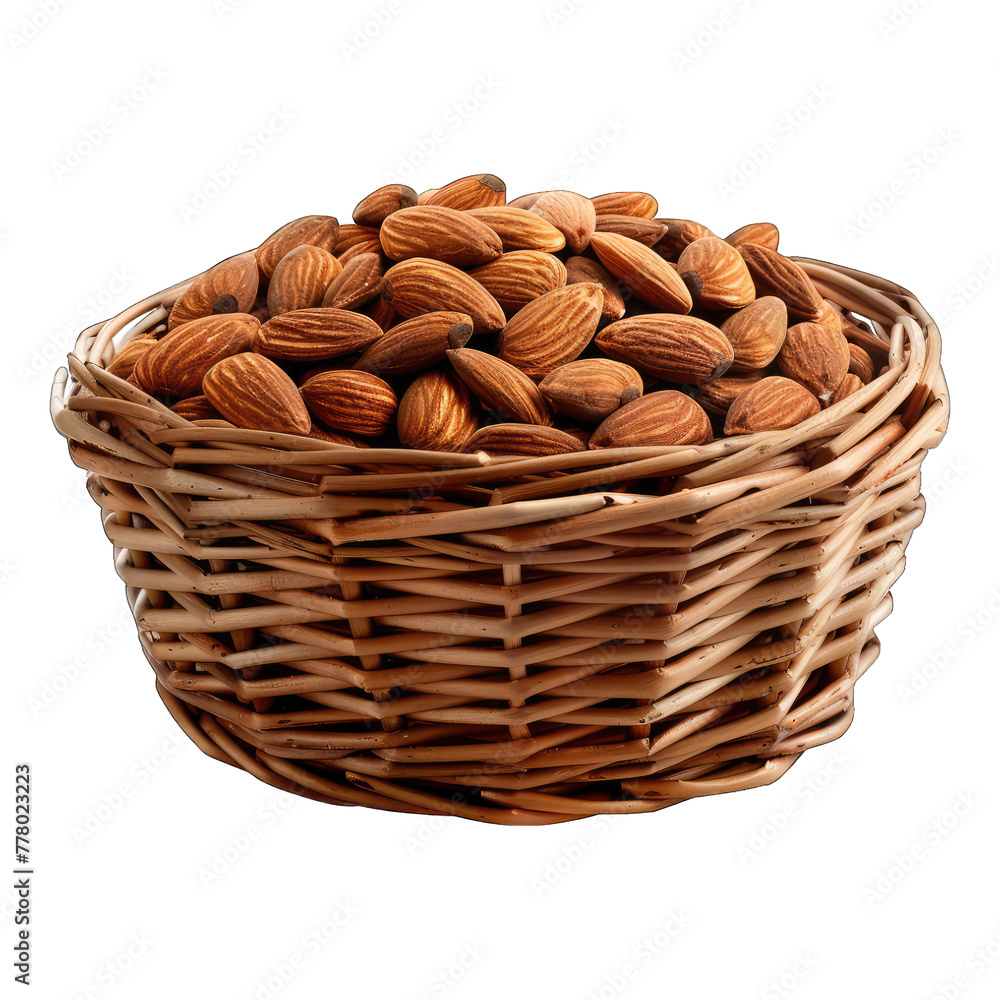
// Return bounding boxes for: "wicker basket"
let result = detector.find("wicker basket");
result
[50,258,948,825]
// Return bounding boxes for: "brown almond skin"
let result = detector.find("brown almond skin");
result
[468,251,567,314]
[689,371,766,416]
[594,214,669,247]
[529,190,596,255]
[300,370,397,437]
[322,253,384,311]
[595,314,734,385]
[720,296,788,372]
[256,216,340,279]
[462,423,585,457]
[590,231,693,314]
[424,173,506,210]
[134,314,258,397]
[496,283,604,378]
[254,308,383,361]
[677,236,756,310]
[778,321,851,396]
[724,376,821,434]
[464,207,566,253]
[168,251,259,329]
[725,222,780,251]
[266,245,342,317]
[380,258,506,335]
[539,359,644,423]
[397,370,479,453]
[652,219,716,260]
[353,183,418,227]
[848,343,874,384]
[379,205,503,267]
[826,373,866,407]
[590,391,713,449]
[564,256,627,321]
[170,395,223,421]
[333,224,380,255]
[447,348,553,425]
[354,312,473,376]
[337,239,382,265]
[106,336,155,379]
[590,191,658,219]
[737,244,825,321]
[203,353,311,435]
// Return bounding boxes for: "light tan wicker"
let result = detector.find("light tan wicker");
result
[50,258,948,825]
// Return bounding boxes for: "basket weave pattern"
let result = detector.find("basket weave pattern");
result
[51,259,948,825]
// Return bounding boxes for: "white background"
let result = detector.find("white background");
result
[4,0,998,997]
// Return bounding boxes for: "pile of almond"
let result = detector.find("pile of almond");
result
[109,173,885,456]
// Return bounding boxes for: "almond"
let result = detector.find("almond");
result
[170,395,223,421]
[337,238,382,266]
[724,376,821,435]
[464,207,566,253]
[417,188,439,205]
[848,343,874,384]
[105,336,155,380]
[653,219,716,260]
[168,251,259,329]
[463,423,585,457]
[737,244,825,321]
[266,245,342,317]
[496,283,604,378]
[254,308,383,361]
[777,321,851,396]
[321,253,385,311]
[379,258,506,335]
[379,205,503,266]
[424,173,506,210]
[300,370,397,437]
[354,311,473,376]
[719,296,788,372]
[256,216,340,279]
[333,224,380,255]
[677,236,756,309]
[134,314,258,397]
[689,370,766,416]
[594,314,734,385]
[725,222,780,251]
[447,348,553,425]
[590,390,712,448]
[564,256,627,321]
[397,370,479,452]
[203,353,310,435]
[590,191,658,219]
[594,214,669,247]
[529,190,596,255]
[468,251,567,314]
[308,424,369,447]
[506,192,545,211]
[353,183,419,227]
[827,373,865,407]
[539,358,643,423]
[589,231,693,314]
[366,294,396,332]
